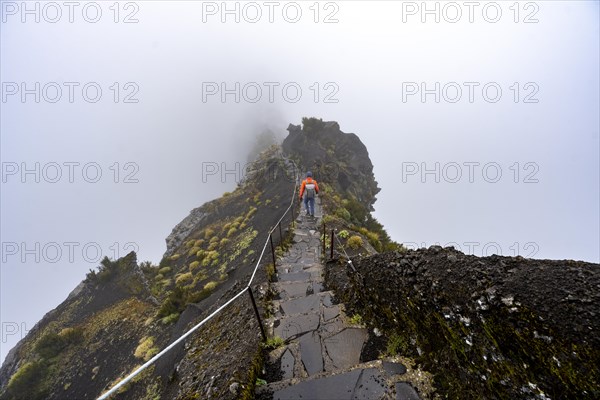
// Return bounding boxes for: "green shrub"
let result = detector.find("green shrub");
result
[349,314,363,325]
[157,286,185,317]
[34,327,83,359]
[188,246,201,256]
[159,278,172,287]
[134,337,159,361]
[335,207,351,221]
[338,230,349,239]
[194,239,204,247]
[263,336,285,350]
[207,241,218,251]
[161,313,180,325]
[204,281,218,291]
[187,289,212,303]
[170,254,180,261]
[185,240,195,248]
[386,332,408,356]
[227,227,238,237]
[158,267,171,275]
[196,249,206,259]
[204,228,215,239]
[58,327,83,343]
[220,238,230,247]
[6,361,49,400]
[245,207,257,219]
[347,235,363,249]
[175,272,193,285]
[189,261,200,271]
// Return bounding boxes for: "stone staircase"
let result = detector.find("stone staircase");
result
[256,199,422,400]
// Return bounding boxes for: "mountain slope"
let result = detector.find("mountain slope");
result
[0,145,297,400]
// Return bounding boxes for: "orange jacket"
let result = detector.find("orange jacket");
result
[299,177,319,199]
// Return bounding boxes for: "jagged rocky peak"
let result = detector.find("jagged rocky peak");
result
[283,117,380,211]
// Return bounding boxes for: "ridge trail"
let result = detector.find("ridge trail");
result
[256,198,422,400]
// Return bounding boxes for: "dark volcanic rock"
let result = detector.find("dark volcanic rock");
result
[283,119,380,210]
[326,248,600,399]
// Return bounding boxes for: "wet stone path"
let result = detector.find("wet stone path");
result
[256,199,421,400]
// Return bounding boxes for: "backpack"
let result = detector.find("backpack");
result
[305,181,316,199]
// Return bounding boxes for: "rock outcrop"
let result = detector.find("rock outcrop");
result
[283,118,380,210]
[326,248,600,399]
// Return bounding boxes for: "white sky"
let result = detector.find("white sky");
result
[1,1,599,363]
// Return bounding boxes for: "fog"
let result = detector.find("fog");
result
[1,1,598,363]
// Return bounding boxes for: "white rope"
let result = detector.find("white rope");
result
[97,288,247,400]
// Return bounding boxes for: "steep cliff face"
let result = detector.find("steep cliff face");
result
[283,118,398,253]
[0,145,297,400]
[283,119,380,211]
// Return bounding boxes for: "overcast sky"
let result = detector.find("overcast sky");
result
[1,1,598,363]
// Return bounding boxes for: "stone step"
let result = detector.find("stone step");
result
[259,365,388,400]
[276,263,320,274]
[272,291,335,318]
[277,293,322,315]
[276,271,311,282]
[272,281,325,301]
[272,313,320,340]
[258,360,418,400]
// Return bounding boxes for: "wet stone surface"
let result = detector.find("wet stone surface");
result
[271,369,362,400]
[274,314,320,340]
[278,271,311,282]
[260,199,414,399]
[353,368,388,400]
[274,282,311,300]
[323,304,341,321]
[323,328,368,370]
[280,349,294,380]
[299,331,323,376]
[383,361,407,376]
[279,294,321,315]
[395,382,421,400]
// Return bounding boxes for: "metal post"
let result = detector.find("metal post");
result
[322,223,326,257]
[270,233,276,267]
[330,229,335,260]
[247,287,267,341]
[278,222,283,246]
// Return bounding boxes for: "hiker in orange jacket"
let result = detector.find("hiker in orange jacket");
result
[299,171,319,217]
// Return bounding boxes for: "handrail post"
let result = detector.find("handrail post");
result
[291,196,295,223]
[278,222,283,246]
[270,233,276,267]
[330,229,335,260]
[247,287,267,341]
[322,223,326,257]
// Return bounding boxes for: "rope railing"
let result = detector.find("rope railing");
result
[323,226,359,275]
[97,165,299,400]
